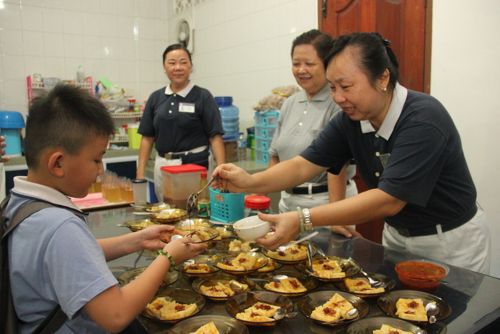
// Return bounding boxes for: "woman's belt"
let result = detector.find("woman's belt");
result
[389,220,468,237]
[159,145,208,159]
[286,184,328,195]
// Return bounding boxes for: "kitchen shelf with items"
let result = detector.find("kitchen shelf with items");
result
[26,74,94,103]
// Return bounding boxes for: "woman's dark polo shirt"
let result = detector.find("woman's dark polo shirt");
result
[301,89,477,231]
[139,85,223,156]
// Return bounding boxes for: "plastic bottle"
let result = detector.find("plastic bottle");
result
[76,65,85,84]
[244,195,271,217]
[215,96,240,139]
[197,171,210,218]
[237,132,247,161]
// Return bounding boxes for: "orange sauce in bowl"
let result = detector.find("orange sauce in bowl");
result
[396,261,447,281]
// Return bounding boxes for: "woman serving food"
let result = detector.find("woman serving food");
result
[213,32,490,274]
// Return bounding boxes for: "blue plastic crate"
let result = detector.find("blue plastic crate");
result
[255,148,270,164]
[255,125,277,139]
[255,136,272,151]
[209,188,245,224]
[254,110,279,127]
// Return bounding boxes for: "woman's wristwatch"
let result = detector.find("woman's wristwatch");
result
[297,207,313,232]
[157,249,175,267]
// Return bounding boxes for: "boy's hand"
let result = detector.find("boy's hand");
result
[163,237,207,265]
[139,224,176,250]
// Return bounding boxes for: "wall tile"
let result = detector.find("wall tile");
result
[83,35,103,59]
[21,5,44,31]
[82,12,103,36]
[24,56,46,76]
[2,55,25,80]
[0,3,22,30]
[63,10,84,35]
[22,30,45,56]
[0,29,24,56]
[43,32,64,57]
[42,7,64,33]
[63,34,84,58]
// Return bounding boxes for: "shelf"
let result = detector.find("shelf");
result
[110,112,142,119]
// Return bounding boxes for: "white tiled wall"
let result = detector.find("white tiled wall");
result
[168,0,317,131]
[0,0,170,117]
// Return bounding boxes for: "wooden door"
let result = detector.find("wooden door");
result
[319,0,432,243]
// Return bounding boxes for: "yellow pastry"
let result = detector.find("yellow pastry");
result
[310,293,356,323]
[264,277,307,293]
[312,258,346,279]
[344,277,385,294]
[395,298,428,322]
[235,302,281,322]
[373,324,413,334]
[267,244,307,261]
[189,321,220,334]
[144,297,197,320]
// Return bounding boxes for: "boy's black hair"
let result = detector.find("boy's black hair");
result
[25,84,115,168]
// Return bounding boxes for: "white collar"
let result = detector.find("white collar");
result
[360,82,408,140]
[297,84,331,103]
[12,176,83,212]
[164,81,194,97]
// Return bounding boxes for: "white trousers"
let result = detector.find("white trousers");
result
[383,206,491,274]
[153,155,181,203]
[278,179,358,213]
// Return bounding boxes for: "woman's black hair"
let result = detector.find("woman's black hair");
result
[324,32,399,89]
[291,29,335,62]
[162,43,192,64]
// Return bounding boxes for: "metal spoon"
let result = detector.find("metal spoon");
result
[344,308,359,320]
[425,302,439,324]
[315,246,329,259]
[272,274,289,283]
[358,268,383,287]
[273,307,285,320]
[186,177,215,218]
[229,280,247,293]
[277,231,319,252]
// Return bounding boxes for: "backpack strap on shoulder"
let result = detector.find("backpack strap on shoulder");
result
[2,199,68,333]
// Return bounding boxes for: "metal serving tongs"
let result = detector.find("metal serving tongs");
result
[186,176,216,218]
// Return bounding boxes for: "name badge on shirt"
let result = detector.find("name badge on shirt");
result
[179,103,195,113]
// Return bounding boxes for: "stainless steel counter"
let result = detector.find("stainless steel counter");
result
[88,207,500,334]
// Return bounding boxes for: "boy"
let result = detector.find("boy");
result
[4,85,206,333]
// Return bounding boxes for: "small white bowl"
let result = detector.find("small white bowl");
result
[233,216,271,241]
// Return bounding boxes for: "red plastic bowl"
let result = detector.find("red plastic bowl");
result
[395,260,449,292]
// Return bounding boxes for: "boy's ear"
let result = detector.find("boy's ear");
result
[47,152,64,177]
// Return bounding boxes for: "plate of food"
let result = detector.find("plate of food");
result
[256,258,282,274]
[298,290,369,327]
[151,208,188,224]
[377,290,451,324]
[174,227,220,244]
[142,288,205,324]
[168,315,249,334]
[192,274,251,301]
[225,291,294,327]
[262,243,312,264]
[347,316,426,334]
[180,255,220,278]
[116,266,178,287]
[336,273,396,298]
[257,269,318,297]
[296,255,360,282]
[176,218,212,231]
[132,202,170,213]
[119,218,157,232]
[215,252,268,275]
